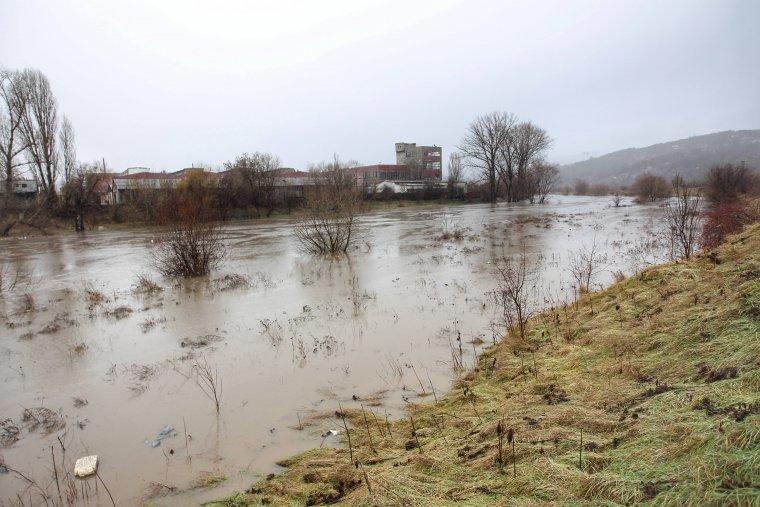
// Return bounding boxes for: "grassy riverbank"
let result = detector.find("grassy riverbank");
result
[213,225,760,506]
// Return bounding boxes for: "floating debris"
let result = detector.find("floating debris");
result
[144,425,177,448]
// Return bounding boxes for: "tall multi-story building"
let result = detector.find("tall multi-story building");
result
[395,142,442,173]
[348,142,443,189]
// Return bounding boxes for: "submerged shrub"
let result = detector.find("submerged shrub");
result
[294,163,363,255]
[153,220,225,277]
[151,173,226,277]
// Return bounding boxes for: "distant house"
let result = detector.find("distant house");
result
[271,170,314,201]
[112,167,220,203]
[0,179,38,197]
[90,174,118,205]
[274,169,313,187]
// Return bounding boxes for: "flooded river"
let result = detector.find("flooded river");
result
[0,196,662,505]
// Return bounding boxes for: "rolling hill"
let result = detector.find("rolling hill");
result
[561,130,760,186]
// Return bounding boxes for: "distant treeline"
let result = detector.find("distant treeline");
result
[566,163,759,202]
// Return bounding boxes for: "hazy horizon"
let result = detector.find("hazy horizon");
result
[3,0,759,172]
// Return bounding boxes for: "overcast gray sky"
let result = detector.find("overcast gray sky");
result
[2,0,759,172]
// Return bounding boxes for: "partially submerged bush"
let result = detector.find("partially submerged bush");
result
[152,174,226,277]
[437,214,467,241]
[83,283,107,308]
[211,273,251,291]
[132,273,163,294]
[294,163,363,255]
[153,221,225,277]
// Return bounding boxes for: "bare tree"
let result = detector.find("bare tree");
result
[0,68,30,203]
[447,152,464,183]
[223,152,280,217]
[446,152,465,198]
[294,156,363,254]
[19,69,60,203]
[61,162,104,231]
[527,161,559,204]
[59,115,76,184]
[307,157,360,173]
[459,112,516,203]
[512,122,552,201]
[611,191,622,207]
[665,175,702,260]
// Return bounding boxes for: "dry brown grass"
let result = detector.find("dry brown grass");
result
[21,407,65,435]
[132,274,163,294]
[192,471,227,489]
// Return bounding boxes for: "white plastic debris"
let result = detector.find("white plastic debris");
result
[74,455,98,477]
[321,429,339,438]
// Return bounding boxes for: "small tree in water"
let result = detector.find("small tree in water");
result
[152,171,226,277]
[492,250,535,345]
[664,174,702,260]
[294,158,363,255]
[568,239,607,294]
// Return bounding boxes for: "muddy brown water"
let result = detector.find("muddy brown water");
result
[0,196,663,505]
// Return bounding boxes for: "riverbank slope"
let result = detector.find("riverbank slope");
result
[213,224,760,506]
